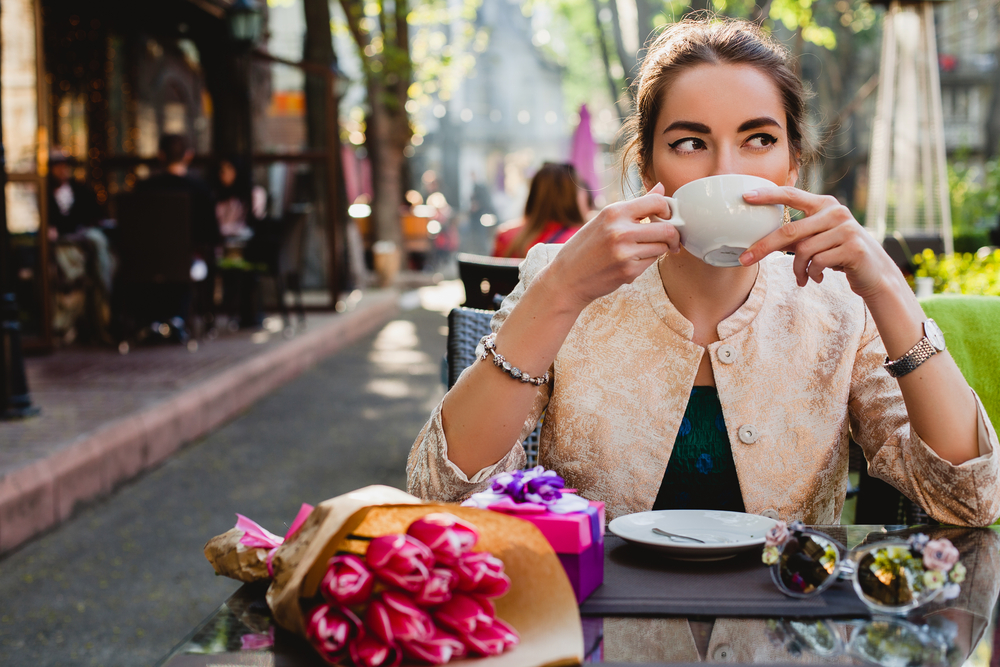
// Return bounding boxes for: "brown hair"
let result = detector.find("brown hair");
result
[506,162,585,258]
[621,17,811,185]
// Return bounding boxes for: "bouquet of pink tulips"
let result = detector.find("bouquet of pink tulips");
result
[305,513,518,666]
[204,485,583,667]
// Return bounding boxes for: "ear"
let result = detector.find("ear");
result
[640,167,656,193]
[785,155,800,188]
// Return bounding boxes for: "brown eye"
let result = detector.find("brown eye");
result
[668,138,706,152]
[746,133,778,149]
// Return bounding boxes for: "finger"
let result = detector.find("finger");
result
[621,188,673,222]
[631,242,673,260]
[743,186,840,217]
[740,203,851,266]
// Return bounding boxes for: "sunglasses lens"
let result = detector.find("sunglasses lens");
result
[778,533,840,594]
[855,545,917,609]
[848,618,947,667]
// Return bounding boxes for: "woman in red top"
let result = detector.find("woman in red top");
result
[492,162,587,258]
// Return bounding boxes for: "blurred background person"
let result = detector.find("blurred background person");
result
[47,148,112,344]
[491,162,586,259]
[214,157,270,329]
[48,149,102,240]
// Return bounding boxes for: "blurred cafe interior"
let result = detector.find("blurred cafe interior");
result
[2,0,347,351]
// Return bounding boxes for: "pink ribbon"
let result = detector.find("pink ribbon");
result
[236,503,315,577]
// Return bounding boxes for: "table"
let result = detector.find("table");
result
[156,525,1000,666]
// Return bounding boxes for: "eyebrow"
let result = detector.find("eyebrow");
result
[737,116,783,132]
[661,116,784,135]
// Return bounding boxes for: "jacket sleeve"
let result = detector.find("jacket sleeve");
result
[849,305,1000,526]
[406,245,557,502]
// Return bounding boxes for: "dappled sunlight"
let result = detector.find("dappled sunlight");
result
[368,320,437,373]
[365,378,414,399]
[417,280,465,314]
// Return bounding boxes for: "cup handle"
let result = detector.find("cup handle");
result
[663,196,685,227]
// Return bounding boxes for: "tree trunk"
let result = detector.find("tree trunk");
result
[635,0,657,53]
[590,0,629,119]
[606,0,636,101]
[303,0,348,296]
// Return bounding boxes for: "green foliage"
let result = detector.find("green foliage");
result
[947,156,1000,236]
[912,248,1000,297]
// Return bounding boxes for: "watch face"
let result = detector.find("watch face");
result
[925,319,946,351]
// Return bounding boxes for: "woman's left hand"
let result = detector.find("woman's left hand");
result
[737,186,900,301]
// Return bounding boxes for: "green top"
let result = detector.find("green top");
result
[652,386,746,512]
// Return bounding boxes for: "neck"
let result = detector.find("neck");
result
[658,249,760,331]
[167,163,187,177]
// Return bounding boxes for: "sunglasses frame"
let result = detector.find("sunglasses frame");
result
[768,526,943,615]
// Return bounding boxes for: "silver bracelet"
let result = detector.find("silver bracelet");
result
[477,333,550,386]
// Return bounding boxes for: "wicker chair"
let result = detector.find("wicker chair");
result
[446,306,542,468]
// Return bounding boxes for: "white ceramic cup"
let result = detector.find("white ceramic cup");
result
[661,174,785,267]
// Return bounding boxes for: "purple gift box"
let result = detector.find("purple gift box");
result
[514,501,604,604]
[557,535,604,603]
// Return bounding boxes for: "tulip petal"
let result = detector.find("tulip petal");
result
[402,628,467,665]
[349,631,402,667]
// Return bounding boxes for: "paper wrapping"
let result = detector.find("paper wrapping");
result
[204,528,273,583]
[205,485,583,667]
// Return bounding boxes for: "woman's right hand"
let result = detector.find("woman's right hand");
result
[541,183,681,309]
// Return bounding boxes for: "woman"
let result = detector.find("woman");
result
[214,158,267,239]
[491,162,586,258]
[408,18,1000,526]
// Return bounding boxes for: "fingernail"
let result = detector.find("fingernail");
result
[744,190,760,199]
[739,251,753,266]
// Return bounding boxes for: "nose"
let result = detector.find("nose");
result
[710,147,738,177]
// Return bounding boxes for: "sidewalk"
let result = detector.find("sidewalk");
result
[0,288,404,556]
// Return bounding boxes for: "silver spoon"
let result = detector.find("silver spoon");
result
[652,527,706,543]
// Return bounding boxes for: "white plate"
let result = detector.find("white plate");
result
[608,509,778,561]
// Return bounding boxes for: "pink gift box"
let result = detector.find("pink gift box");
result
[487,500,605,603]
[511,501,605,554]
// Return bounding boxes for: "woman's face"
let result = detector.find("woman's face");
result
[220,161,237,188]
[642,63,799,196]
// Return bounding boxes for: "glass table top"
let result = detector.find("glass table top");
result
[157,525,1000,666]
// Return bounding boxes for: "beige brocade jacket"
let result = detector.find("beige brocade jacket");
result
[407,244,1000,526]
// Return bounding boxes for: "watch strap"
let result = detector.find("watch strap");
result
[883,336,938,378]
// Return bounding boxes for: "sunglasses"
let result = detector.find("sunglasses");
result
[762,522,966,615]
[766,616,954,667]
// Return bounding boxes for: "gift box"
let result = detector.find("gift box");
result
[515,501,604,603]
[461,468,606,603]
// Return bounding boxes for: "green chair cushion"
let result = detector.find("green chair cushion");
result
[918,294,1000,434]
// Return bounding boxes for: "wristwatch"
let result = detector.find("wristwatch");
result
[883,319,946,378]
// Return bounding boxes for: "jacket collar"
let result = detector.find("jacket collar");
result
[635,254,772,341]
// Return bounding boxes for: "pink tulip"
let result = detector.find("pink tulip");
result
[367,534,434,592]
[365,591,436,646]
[349,630,402,667]
[463,617,520,657]
[414,567,457,607]
[454,551,511,598]
[321,554,374,606]
[304,603,361,664]
[433,593,495,635]
[406,513,479,566]
[402,627,468,665]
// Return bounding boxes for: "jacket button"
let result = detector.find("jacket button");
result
[712,644,734,661]
[761,509,780,520]
[717,344,738,364]
[738,424,759,444]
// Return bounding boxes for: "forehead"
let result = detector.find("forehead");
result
[657,63,787,131]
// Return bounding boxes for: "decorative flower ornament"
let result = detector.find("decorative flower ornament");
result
[462,466,590,514]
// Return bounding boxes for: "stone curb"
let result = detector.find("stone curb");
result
[0,290,401,555]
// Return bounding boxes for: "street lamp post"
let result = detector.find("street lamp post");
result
[0,27,39,420]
